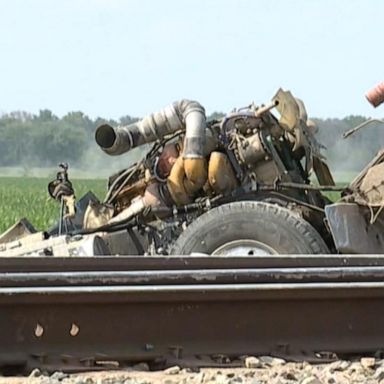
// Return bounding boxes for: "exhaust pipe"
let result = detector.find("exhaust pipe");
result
[95,100,206,159]
[95,100,208,205]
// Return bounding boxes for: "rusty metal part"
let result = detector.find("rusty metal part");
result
[104,163,143,205]
[3,256,384,373]
[208,152,238,194]
[108,196,146,224]
[113,178,149,213]
[366,81,384,108]
[108,181,170,225]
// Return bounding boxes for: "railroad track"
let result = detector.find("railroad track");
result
[1,255,384,373]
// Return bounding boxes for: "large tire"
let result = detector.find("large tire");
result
[170,201,329,255]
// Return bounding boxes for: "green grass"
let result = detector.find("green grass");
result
[0,177,106,233]
[323,190,342,203]
[314,173,353,204]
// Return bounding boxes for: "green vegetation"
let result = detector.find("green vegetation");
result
[0,177,106,233]
[323,190,342,203]
[0,110,137,168]
[0,108,382,175]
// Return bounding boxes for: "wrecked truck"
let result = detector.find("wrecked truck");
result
[1,85,382,256]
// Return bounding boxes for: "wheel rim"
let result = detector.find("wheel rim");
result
[212,239,276,256]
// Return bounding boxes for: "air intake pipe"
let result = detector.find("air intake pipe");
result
[95,100,208,204]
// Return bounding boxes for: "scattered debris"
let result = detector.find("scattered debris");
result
[360,357,376,369]
[163,366,180,375]
[244,356,262,369]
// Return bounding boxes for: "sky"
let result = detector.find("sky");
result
[0,0,383,119]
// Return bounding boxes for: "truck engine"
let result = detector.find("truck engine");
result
[0,89,335,256]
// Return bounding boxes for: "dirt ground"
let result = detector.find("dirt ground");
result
[1,356,384,384]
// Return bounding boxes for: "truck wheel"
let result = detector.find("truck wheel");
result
[170,201,329,255]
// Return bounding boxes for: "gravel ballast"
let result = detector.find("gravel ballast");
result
[2,357,384,384]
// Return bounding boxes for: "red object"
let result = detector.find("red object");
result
[366,82,384,108]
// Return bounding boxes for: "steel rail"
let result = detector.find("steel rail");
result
[3,266,384,287]
[2,281,384,303]
[2,256,384,373]
[2,255,384,272]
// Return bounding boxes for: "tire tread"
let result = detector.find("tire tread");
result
[170,201,329,255]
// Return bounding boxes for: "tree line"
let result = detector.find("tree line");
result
[0,109,383,174]
[0,110,139,168]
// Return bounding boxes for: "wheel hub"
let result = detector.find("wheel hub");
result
[212,239,276,256]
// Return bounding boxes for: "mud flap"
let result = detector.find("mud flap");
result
[325,203,384,254]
